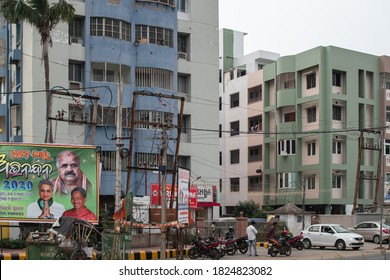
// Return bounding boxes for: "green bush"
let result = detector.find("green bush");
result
[1,238,26,249]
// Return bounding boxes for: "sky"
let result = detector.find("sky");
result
[219,0,390,57]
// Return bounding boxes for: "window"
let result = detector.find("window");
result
[135,152,174,170]
[248,145,262,162]
[90,17,131,42]
[178,73,189,93]
[307,107,316,123]
[69,61,84,89]
[135,25,173,48]
[380,73,390,89]
[307,142,316,156]
[248,115,262,132]
[306,176,316,190]
[134,110,174,129]
[178,33,189,59]
[91,63,131,84]
[248,176,262,192]
[230,149,239,164]
[219,151,222,166]
[137,0,174,6]
[230,92,239,108]
[178,156,190,170]
[219,124,222,138]
[176,0,187,12]
[306,73,316,89]
[181,115,190,134]
[278,139,296,155]
[332,175,342,189]
[332,71,341,87]
[277,172,295,189]
[101,151,127,171]
[284,112,296,122]
[136,67,173,90]
[333,105,342,121]
[248,85,262,103]
[69,17,84,44]
[332,140,342,154]
[386,106,390,123]
[230,178,239,192]
[230,121,239,136]
[385,140,390,155]
[276,72,295,90]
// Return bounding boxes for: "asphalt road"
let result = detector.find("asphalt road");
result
[215,242,389,260]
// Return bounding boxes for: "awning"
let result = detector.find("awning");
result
[197,202,220,207]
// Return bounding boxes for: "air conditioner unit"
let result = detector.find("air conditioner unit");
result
[69,36,82,44]
[178,52,187,60]
[11,105,21,128]
[69,81,82,90]
[280,151,288,156]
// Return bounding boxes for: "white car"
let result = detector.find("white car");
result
[301,224,364,250]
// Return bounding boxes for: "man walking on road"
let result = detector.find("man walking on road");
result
[246,220,258,256]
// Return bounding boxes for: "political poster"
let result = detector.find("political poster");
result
[0,143,100,223]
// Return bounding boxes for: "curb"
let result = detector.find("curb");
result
[0,253,26,260]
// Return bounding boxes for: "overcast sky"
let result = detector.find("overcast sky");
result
[219,0,390,57]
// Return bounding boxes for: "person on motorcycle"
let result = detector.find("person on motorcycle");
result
[225,226,234,240]
[266,222,277,255]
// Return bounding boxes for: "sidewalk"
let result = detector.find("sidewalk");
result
[0,242,270,260]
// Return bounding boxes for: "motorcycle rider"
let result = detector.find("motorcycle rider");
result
[266,222,277,255]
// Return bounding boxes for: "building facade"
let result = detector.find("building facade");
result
[0,0,220,220]
[220,33,390,216]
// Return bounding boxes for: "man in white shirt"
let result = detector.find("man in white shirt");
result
[26,179,65,219]
[246,220,258,256]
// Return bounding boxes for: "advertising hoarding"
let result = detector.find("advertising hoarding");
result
[0,143,99,223]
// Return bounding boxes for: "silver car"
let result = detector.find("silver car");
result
[350,221,390,244]
[301,224,364,250]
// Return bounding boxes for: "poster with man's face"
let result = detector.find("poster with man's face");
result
[0,143,100,223]
[384,182,390,204]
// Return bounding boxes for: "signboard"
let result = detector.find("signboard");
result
[189,186,198,209]
[177,167,189,224]
[196,185,213,203]
[150,183,177,206]
[0,143,99,223]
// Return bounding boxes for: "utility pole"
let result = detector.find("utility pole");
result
[115,74,123,213]
[160,127,168,259]
[302,176,306,230]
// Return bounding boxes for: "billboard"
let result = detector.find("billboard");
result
[0,143,99,223]
[177,167,189,224]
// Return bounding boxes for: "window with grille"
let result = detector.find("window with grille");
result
[230,121,239,136]
[90,17,131,41]
[135,67,173,90]
[134,152,174,170]
[307,107,316,123]
[230,149,239,164]
[248,176,262,192]
[306,73,316,89]
[134,110,174,129]
[248,145,262,162]
[69,17,84,44]
[135,25,173,48]
[230,92,239,108]
[248,115,262,132]
[307,142,316,156]
[101,150,128,171]
[333,105,342,121]
[278,139,296,156]
[91,63,130,85]
[230,178,239,192]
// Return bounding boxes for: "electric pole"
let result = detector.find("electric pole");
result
[160,127,168,259]
[115,74,123,213]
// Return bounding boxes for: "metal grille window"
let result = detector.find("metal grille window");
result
[248,115,262,132]
[135,110,174,129]
[101,151,127,171]
[248,176,262,192]
[248,145,262,162]
[135,67,173,90]
[307,107,316,123]
[136,0,174,6]
[135,25,173,48]
[90,17,131,42]
[230,149,239,164]
[333,105,342,121]
[134,152,174,170]
[306,73,316,89]
[92,105,116,125]
[230,178,239,192]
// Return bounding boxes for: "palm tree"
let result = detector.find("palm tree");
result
[0,0,75,143]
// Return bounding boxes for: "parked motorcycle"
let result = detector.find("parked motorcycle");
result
[268,235,292,257]
[285,233,303,250]
[235,235,248,254]
[188,236,222,260]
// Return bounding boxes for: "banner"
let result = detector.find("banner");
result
[0,143,99,223]
[150,183,177,206]
[177,167,189,224]
[189,186,198,208]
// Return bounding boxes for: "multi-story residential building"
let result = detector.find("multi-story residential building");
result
[0,0,219,220]
[219,29,279,216]
[220,31,390,216]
